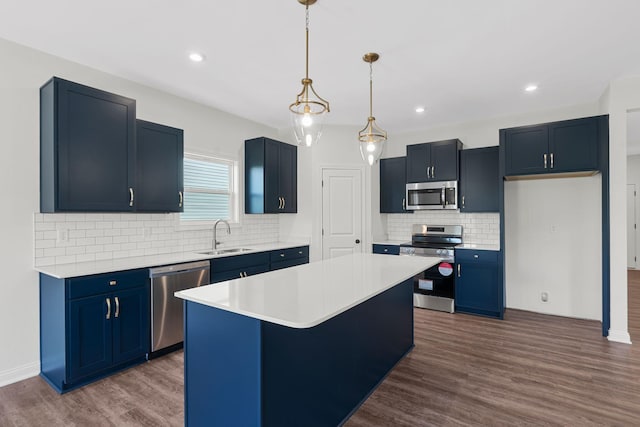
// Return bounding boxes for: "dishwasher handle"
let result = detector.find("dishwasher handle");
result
[149,260,211,277]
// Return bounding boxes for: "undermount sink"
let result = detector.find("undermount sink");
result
[197,248,252,256]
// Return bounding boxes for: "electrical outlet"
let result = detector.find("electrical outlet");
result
[57,229,69,243]
[541,292,549,302]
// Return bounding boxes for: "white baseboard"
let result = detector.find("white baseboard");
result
[0,361,40,388]
[607,329,632,344]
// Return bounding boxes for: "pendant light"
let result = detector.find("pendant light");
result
[289,0,330,147]
[358,53,387,166]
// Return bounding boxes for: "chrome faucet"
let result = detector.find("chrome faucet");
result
[213,219,231,250]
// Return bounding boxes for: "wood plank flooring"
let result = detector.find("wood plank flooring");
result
[2,286,640,426]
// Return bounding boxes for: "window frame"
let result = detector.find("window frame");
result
[179,152,240,227]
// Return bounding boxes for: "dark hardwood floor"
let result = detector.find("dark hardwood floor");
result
[3,286,640,426]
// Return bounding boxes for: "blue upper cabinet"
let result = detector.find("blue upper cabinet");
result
[135,120,184,212]
[503,116,602,177]
[459,147,499,212]
[406,139,461,183]
[40,77,136,212]
[245,137,297,214]
[380,157,412,213]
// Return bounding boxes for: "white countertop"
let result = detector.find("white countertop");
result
[457,243,501,251]
[372,239,407,246]
[35,241,308,279]
[175,253,439,329]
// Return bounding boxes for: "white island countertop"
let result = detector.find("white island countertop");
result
[175,253,439,329]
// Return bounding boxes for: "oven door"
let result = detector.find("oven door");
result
[406,181,457,210]
[412,261,455,299]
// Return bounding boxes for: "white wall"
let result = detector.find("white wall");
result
[601,75,640,343]
[505,177,602,320]
[0,37,282,386]
[627,154,640,269]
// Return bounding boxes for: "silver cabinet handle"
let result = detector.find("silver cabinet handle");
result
[432,166,435,179]
[114,296,120,318]
[429,166,433,178]
[179,191,183,208]
[280,253,285,257]
[457,264,461,277]
[106,298,111,320]
[384,248,388,252]
[129,187,134,207]
[426,165,430,178]
[462,196,465,208]
[550,153,554,169]
[543,153,548,169]
[402,198,406,210]
[298,251,303,255]
[109,280,117,286]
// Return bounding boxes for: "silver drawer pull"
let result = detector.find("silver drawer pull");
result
[474,254,479,259]
[106,298,111,320]
[280,253,285,257]
[179,191,183,208]
[109,280,117,286]
[298,251,303,255]
[114,297,120,318]
[129,187,134,207]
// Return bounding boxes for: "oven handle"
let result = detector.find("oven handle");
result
[441,188,445,207]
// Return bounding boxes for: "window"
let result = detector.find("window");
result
[181,153,238,223]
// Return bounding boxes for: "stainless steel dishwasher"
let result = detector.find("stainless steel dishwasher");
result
[149,260,210,356]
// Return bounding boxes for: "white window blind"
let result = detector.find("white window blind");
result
[181,153,236,222]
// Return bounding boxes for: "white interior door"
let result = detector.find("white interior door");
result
[628,184,636,268]
[322,168,363,259]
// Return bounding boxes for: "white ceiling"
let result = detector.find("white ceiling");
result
[2,1,640,134]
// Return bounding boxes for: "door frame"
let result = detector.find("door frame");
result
[628,184,637,269]
[316,164,368,261]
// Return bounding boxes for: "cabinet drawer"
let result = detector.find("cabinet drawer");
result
[373,244,400,255]
[211,264,270,283]
[270,246,309,263]
[67,269,148,300]
[455,249,498,264]
[271,257,309,271]
[211,252,270,273]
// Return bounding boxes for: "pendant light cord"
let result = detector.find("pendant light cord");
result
[305,5,310,81]
[369,62,373,118]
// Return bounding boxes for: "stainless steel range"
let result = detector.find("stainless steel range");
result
[399,224,463,313]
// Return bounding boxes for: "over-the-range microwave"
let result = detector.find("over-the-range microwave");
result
[406,181,458,210]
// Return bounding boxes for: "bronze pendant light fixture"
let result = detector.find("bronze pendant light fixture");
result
[289,0,330,147]
[358,52,387,165]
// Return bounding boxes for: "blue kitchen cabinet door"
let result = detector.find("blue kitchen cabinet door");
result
[372,244,400,255]
[406,144,431,183]
[279,142,297,213]
[455,250,502,318]
[549,117,599,172]
[40,77,136,212]
[459,147,499,212]
[503,124,548,176]
[245,137,298,214]
[380,157,412,213]
[112,286,150,365]
[68,294,113,382]
[136,120,184,212]
[430,140,459,181]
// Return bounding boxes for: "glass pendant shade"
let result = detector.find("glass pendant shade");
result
[290,79,328,146]
[289,0,329,147]
[358,117,386,165]
[358,52,387,165]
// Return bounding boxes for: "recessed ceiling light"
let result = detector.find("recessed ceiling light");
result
[189,52,205,63]
[415,106,425,113]
[525,84,538,92]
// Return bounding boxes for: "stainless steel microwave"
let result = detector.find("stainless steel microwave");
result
[406,181,458,210]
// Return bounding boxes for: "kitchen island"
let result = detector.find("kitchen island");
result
[175,252,438,427]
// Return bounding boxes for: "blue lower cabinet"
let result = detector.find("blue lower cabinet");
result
[373,244,400,255]
[454,249,503,318]
[211,264,270,283]
[270,246,309,271]
[40,270,149,393]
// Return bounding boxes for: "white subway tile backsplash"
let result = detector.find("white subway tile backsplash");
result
[34,213,280,267]
[386,211,500,245]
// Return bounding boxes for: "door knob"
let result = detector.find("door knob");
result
[355,239,360,244]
